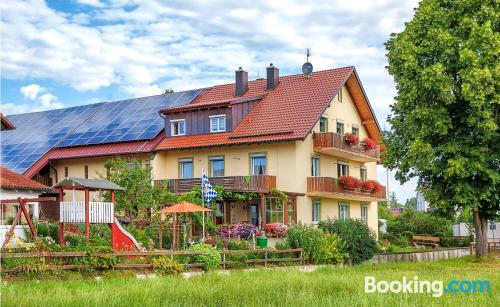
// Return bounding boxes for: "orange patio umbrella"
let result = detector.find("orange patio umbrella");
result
[159,201,212,214]
[158,201,212,250]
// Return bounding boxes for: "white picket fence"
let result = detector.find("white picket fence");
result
[60,201,114,224]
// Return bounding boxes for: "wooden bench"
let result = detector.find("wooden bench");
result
[411,235,440,248]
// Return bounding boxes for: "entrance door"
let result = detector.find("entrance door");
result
[250,202,259,226]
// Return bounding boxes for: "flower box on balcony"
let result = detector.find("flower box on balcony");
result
[339,176,361,190]
[344,133,359,146]
[362,137,377,150]
[360,180,383,193]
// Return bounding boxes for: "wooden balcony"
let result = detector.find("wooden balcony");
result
[313,132,380,162]
[154,175,276,194]
[307,177,386,202]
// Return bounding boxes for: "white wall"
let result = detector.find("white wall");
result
[0,189,41,247]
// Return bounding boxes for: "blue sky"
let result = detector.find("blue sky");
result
[0,0,419,202]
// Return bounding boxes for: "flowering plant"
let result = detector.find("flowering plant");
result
[235,223,257,239]
[344,133,359,146]
[360,180,382,193]
[362,137,377,150]
[217,224,235,238]
[264,223,288,237]
[217,224,259,239]
[339,175,360,190]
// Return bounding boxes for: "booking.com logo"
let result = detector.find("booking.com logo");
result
[365,276,491,297]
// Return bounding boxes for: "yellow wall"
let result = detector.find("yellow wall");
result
[47,85,380,235]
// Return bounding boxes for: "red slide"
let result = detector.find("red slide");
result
[111,217,144,251]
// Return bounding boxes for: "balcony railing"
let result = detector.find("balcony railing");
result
[60,201,114,223]
[313,132,380,161]
[154,175,276,193]
[307,177,386,201]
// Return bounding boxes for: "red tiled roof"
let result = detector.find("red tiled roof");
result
[157,67,356,151]
[0,167,51,191]
[23,133,163,178]
[1,113,15,130]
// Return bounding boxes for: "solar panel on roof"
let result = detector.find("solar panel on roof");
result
[57,89,201,147]
[0,103,104,173]
[0,89,201,174]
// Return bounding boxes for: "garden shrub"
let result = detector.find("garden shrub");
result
[286,224,323,264]
[151,256,183,275]
[190,244,221,271]
[317,233,348,265]
[65,233,86,247]
[386,210,452,241]
[89,224,111,246]
[319,218,377,264]
[73,246,117,271]
[227,239,251,250]
[35,222,59,242]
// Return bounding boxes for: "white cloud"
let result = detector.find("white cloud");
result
[2,84,64,114]
[0,0,421,200]
[20,83,45,100]
[76,0,105,8]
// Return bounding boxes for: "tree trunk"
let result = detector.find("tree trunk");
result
[473,209,488,257]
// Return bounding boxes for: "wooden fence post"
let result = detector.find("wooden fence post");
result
[264,251,268,267]
[222,251,226,270]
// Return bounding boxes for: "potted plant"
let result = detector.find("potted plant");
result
[362,137,377,150]
[344,133,359,146]
[339,175,360,190]
[264,223,288,237]
[360,180,382,193]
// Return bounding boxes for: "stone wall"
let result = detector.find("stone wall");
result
[368,248,470,264]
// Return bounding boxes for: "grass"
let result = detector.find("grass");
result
[1,256,498,306]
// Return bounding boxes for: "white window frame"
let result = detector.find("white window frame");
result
[319,115,328,132]
[312,200,321,224]
[311,156,320,177]
[338,161,349,177]
[170,119,186,136]
[209,114,226,133]
[250,153,267,175]
[339,203,349,220]
[360,166,367,181]
[361,205,368,224]
[209,155,225,177]
[178,158,193,179]
[352,125,359,136]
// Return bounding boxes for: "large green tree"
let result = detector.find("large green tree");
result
[102,158,175,226]
[384,0,499,257]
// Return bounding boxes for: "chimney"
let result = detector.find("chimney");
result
[235,67,248,96]
[266,63,279,90]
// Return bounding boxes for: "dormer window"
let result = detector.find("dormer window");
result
[171,119,185,136]
[210,114,226,133]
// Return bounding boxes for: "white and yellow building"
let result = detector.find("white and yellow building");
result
[2,64,385,235]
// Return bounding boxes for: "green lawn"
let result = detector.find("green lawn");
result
[1,256,498,306]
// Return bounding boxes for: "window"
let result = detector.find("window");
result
[64,167,68,178]
[84,166,89,179]
[250,153,267,175]
[490,221,497,231]
[361,205,368,224]
[311,156,320,177]
[287,198,296,226]
[209,156,225,177]
[352,125,359,136]
[209,115,226,133]
[338,88,343,102]
[339,203,349,220]
[312,200,321,224]
[337,161,349,177]
[319,116,328,132]
[266,197,283,223]
[336,121,344,135]
[178,158,193,179]
[171,119,186,136]
[360,167,367,181]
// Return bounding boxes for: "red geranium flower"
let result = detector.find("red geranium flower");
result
[362,138,377,150]
[344,133,359,146]
[339,176,360,190]
[360,180,382,193]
